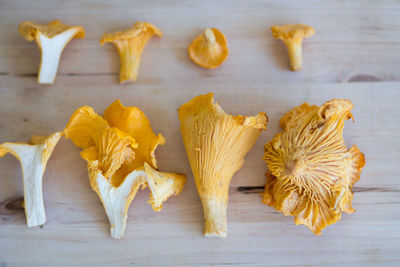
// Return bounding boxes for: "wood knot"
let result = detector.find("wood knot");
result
[0,197,24,215]
[348,74,381,82]
[237,186,265,194]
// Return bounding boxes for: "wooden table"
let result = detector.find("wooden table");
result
[1,0,399,265]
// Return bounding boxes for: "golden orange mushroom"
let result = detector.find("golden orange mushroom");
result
[178,93,267,237]
[271,24,314,71]
[263,99,365,235]
[0,132,63,226]
[65,100,185,238]
[100,22,162,84]
[188,28,229,69]
[18,20,85,84]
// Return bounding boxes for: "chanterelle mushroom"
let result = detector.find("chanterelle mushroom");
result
[178,93,267,237]
[18,20,85,84]
[0,132,63,226]
[262,99,365,235]
[65,100,185,239]
[100,22,162,84]
[271,24,314,71]
[188,28,229,69]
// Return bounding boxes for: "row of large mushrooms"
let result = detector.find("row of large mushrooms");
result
[1,94,364,238]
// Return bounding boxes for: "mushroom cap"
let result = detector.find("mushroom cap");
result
[19,20,85,41]
[263,99,365,235]
[103,99,165,171]
[0,131,63,164]
[178,92,267,199]
[271,24,315,40]
[188,28,229,69]
[64,100,166,187]
[100,22,162,44]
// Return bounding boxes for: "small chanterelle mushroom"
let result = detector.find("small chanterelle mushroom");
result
[0,132,63,227]
[188,28,229,69]
[262,99,365,235]
[18,20,85,84]
[178,93,268,237]
[100,22,162,84]
[271,24,314,71]
[64,100,185,239]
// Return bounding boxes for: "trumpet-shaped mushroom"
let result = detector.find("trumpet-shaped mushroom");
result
[65,100,185,239]
[188,28,229,69]
[271,24,314,71]
[0,132,63,226]
[100,22,162,84]
[178,93,267,237]
[263,100,365,235]
[18,20,85,84]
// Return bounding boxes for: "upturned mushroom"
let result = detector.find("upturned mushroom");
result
[178,93,267,237]
[271,24,314,71]
[0,132,63,226]
[100,22,162,84]
[65,100,185,239]
[188,28,229,69]
[18,20,85,84]
[262,100,365,235]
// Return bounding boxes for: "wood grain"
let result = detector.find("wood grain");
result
[0,0,400,265]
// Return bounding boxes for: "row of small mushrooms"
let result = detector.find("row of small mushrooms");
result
[18,20,314,84]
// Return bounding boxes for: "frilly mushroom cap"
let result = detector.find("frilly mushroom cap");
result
[188,28,229,69]
[19,20,85,41]
[263,99,365,235]
[271,24,315,40]
[103,99,165,171]
[100,22,162,83]
[100,22,162,44]
[178,93,267,237]
[65,100,186,238]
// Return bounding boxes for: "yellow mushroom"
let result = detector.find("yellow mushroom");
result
[271,24,314,71]
[263,100,365,235]
[188,28,229,69]
[64,100,185,239]
[0,132,63,226]
[18,20,85,84]
[178,93,267,237]
[100,22,162,84]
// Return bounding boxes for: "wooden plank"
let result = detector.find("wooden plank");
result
[0,0,399,83]
[0,0,400,265]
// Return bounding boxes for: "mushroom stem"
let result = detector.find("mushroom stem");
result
[0,144,47,227]
[114,40,141,84]
[21,155,46,227]
[37,29,80,84]
[92,165,186,239]
[203,28,216,43]
[94,171,144,239]
[282,38,303,71]
[285,158,305,176]
[201,197,228,238]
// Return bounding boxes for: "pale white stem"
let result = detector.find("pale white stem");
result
[201,198,228,238]
[95,170,146,239]
[1,144,46,227]
[37,29,79,84]
[94,163,185,239]
[203,28,216,43]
